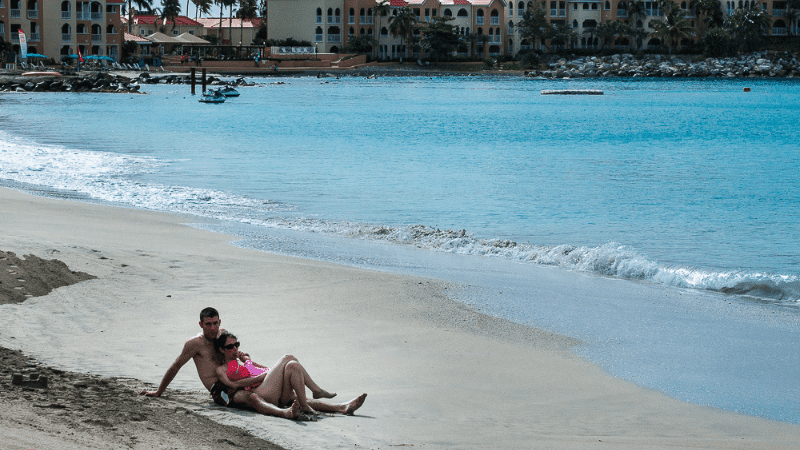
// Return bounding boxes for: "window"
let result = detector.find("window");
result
[443,8,452,16]
[458,8,468,17]
[605,1,610,9]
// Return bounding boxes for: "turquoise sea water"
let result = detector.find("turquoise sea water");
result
[1,75,799,423]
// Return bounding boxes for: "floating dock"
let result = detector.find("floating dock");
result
[541,90,604,95]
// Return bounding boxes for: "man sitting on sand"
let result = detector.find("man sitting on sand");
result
[140,307,365,419]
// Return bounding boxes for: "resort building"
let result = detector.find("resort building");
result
[123,14,206,39]
[194,17,261,47]
[1,0,125,61]
[264,0,796,57]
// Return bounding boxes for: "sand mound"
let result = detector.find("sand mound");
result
[0,250,96,304]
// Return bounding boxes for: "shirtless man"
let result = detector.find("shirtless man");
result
[139,307,299,419]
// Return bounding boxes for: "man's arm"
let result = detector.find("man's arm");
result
[139,339,197,397]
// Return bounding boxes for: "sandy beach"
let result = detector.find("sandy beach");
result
[2,186,799,449]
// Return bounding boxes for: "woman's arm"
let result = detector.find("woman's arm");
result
[215,365,268,389]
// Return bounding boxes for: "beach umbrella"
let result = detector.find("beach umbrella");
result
[84,55,101,60]
[100,56,116,61]
[26,53,47,59]
[64,54,80,59]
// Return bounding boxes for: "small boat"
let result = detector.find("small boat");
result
[218,86,240,97]
[199,90,226,103]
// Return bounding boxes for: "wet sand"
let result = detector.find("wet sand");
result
[2,186,799,449]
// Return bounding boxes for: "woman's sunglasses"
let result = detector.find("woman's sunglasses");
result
[222,342,240,350]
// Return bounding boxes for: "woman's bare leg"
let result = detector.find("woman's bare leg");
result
[232,391,299,419]
[252,354,296,405]
[302,393,368,415]
[281,361,317,414]
[294,360,336,399]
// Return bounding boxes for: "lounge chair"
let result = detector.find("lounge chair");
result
[20,62,28,70]
[144,64,150,71]
[39,61,45,69]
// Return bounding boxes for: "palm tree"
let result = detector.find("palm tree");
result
[627,0,647,49]
[388,6,417,60]
[237,0,258,47]
[192,0,212,18]
[653,0,693,54]
[161,0,182,31]
[516,2,552,52]
[373,1,391,59]
[690,0,722,39]
[786,0,800,36]
[724,8,772,52]
[128,0,155,33]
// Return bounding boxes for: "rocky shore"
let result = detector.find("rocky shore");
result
[0,71,255,93]
[526,52,800,78]
[0,72,144,93]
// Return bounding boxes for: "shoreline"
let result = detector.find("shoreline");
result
[3,186,800,449]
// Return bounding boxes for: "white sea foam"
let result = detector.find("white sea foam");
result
[1,130,797,305]
[255,216,800,305]
[0,131,289,219]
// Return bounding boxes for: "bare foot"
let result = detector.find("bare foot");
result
[284,401,300,420]
[313,388,337,399]
[344,393,367,415]
[301,405,319,415]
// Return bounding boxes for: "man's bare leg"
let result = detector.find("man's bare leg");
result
[232,390,299,419]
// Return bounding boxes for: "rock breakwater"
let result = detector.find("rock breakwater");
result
[0,72,143,93]
[526,52,799,79]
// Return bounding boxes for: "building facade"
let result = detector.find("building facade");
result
[265,0,796,57]
[1,0,124,60]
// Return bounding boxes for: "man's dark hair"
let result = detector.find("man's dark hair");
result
[200,307,219,321]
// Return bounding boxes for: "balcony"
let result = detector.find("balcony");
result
[10,9,21,18]
[92,34,102,42]
[29,32,39,42]
[315,33,323,42]
[559,9,566,16]
[362,16,373,24]
[349,15,355,24]
[617,9,628,17]
[551,9,557,16]
[11,33,19,42]
[773,8,786,16]
[27,9,38,19]
[328,16,341,24]
[77,12,91,20]
[477,17,484,25]
[491,17,500,25]
[328,33,341,42]
[91,12,102,20]
[316,16,322,24]
[63,33,72,41]
[62,11,72,19]
[772,27,787,35]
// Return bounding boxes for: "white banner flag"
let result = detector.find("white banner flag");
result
[18,30,28,60]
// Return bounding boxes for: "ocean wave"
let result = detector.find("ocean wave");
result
[2,132,797,305]
[0,131,291,219]
[258,217,800,305]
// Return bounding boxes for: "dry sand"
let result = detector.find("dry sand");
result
[2,186,799,450]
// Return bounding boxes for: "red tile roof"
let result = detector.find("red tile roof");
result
[133,15,203,27]
[389,0,408,5]
[454,0,471,4]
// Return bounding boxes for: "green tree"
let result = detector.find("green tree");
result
[516,3,553,51]
[128,0,155,33]
[373,1,391,59]
[627,0,647,48]
[237,0,258,46]
[388,6,418,60]
[421,16,461,61]
[192,0,212,19]
[701,26,735,56]
[595,20,632,49]
[724,8,771,52]
[652,0,693,54]
[161,0,182,31]
[550,23,575,51]
[786,0,800,36]
[690,0,723,39]
[346,35,375,54]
